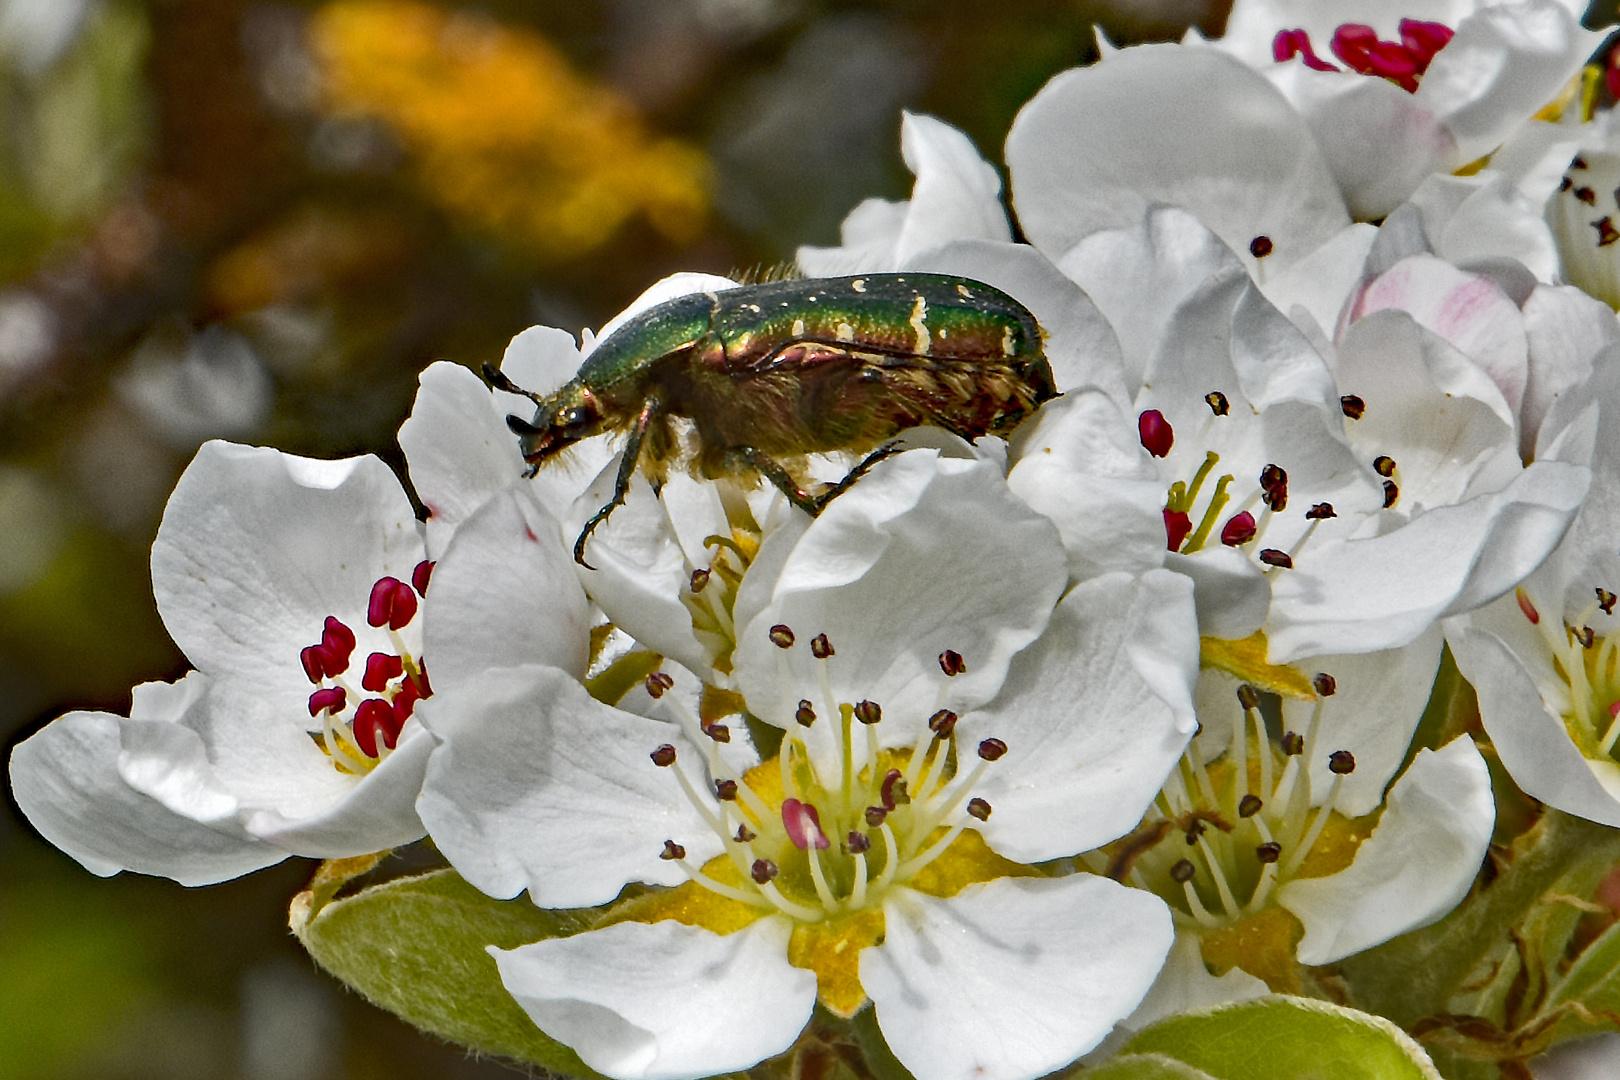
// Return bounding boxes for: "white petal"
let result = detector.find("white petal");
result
[893,112,1011,262]
[415,665,721,906]
[798,198,909,276]
[1116,930,1269,1035]
[1531,1033,1620,1080]
[1279,737,1495,965]
[1006,391,1168,583]
[971,570,1199,861]
[242,722,430,856]
[1261,222,1379,343]
[423,485,592,690]
[1280,628,1446,817]
[1407,172,1558,284]
[1007,46,1348,274]
[1268,457,1591,660]
[1450,625,1620,827]
[398,360,526,558]
[861,877,1174,1080]
[733,451,1067,737]
[1521,286,1620,458]
[151,441,424,717]
[1166,549,1272,641]
[8,675,285,885]
[493,916,814,1080]
[1266,64,1455,220]
[1415,1,1606,164]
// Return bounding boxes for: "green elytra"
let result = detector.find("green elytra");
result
[489,273,1057,565]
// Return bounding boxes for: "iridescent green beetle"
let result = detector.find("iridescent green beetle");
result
[488,273,1056,565]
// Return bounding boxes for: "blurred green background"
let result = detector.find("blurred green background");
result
[3,1,1611,1077]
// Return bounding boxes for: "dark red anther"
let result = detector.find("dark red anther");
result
[411,560,434,595]
[1575,625,1596,649]
[1517,588,1541,625]
[1164,508,1193,552]
[651,743,677,767]
[690,568,710,593]
[645,671,674,699]
[1185,819,1206,843]
[1281,731,1304,756]
[353,698,402,757]
[1610,42,1620,102]
[661,840,686,860]
[1273,28,1338,71]
[702,722,731,743]
[1340,395,1366,420]
[881,769,910,809]
[363,652,405,693]
[1238,794,1263,818]
[302,617,358,681]
[392,674,424,722]
[854,700,882,725]
[412,664,431,698]
[1170,859,1196,883]
[1205,391,1231,416]
[1332,24,1421,92]
[978,738,1008,761]
[1313,672,1338,697]
[810,633,834,659]
[795,699,816,727]
[769,624,795,649]
[1373,455,1396,476]
[782,798,830,850]
[928,709,958,738]
[323,615,357,656]
[847,831,871,854]
[751,858,779,884]
[1138,409,1174,458]
[1577,186,1598,206]
[1256,841,1283,864]
[368,576,418,630]
[865,805,888,827]
[308,687,347,716]
[1221,511,1257,547]
[1236,683,1259,711]
[715,778,738,801]
[300,645,327,684]
[1248,236,1273,260]
[939,649,967,676]
[1306,503,1336,520]
[1600,588,1618,615]
[1259,464,1288,511]
[967,798,992,821]
[1560,174,1575,192]
[1328,749,1357,774]
[1595,217,1620,248]
[1259,548,1293,569]
[1382,480,1399,508]
[1398,19,1453,67]
[735,824,756,843]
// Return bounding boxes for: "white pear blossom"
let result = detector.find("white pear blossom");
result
[415,451,1201,1080]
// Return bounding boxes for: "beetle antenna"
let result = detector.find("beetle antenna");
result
[506,413,542,436]
[483,362,548,405]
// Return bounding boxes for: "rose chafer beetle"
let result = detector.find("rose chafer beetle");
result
[488,273,1057,565]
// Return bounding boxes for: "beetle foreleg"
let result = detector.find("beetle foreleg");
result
[575,395,661,568]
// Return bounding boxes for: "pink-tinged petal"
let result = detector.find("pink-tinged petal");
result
[1268,455,1591,660]
[8,674,286,885]
[1415,1,1606,164]
[1008,46,1348,274]
[1450,625,1620,828]
[423,486,591,690]
[1279,737,1494,964]
[492,916,815,1080]
[1265,62,1455,220]
[415,665,721,906]
[861,877,1173,1080]
[1350,253,1528,414]
[969,571,1198,861]
[151,441,423,717]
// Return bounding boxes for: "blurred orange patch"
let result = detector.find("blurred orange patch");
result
[308,0,710,261]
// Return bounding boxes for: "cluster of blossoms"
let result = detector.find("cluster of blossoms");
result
[18,1,1620,1078]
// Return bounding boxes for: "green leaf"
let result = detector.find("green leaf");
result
[290,867,602,1078]
[1116,995,1440,1080]
[1082,1052,1220,1079]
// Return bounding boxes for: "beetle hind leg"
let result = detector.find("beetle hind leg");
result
[810,441,904,512]
[733,441,903,517]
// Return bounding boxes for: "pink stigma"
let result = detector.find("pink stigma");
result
[782,798,830,851]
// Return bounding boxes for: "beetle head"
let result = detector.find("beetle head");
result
[511,382,604,468]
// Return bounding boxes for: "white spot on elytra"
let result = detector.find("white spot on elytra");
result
[836,323,855,343]
[956,284,973,299]
[1001,325,1016,357]
[851,278,867,293]
[909,296,930,356]
[791,318,806,337]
